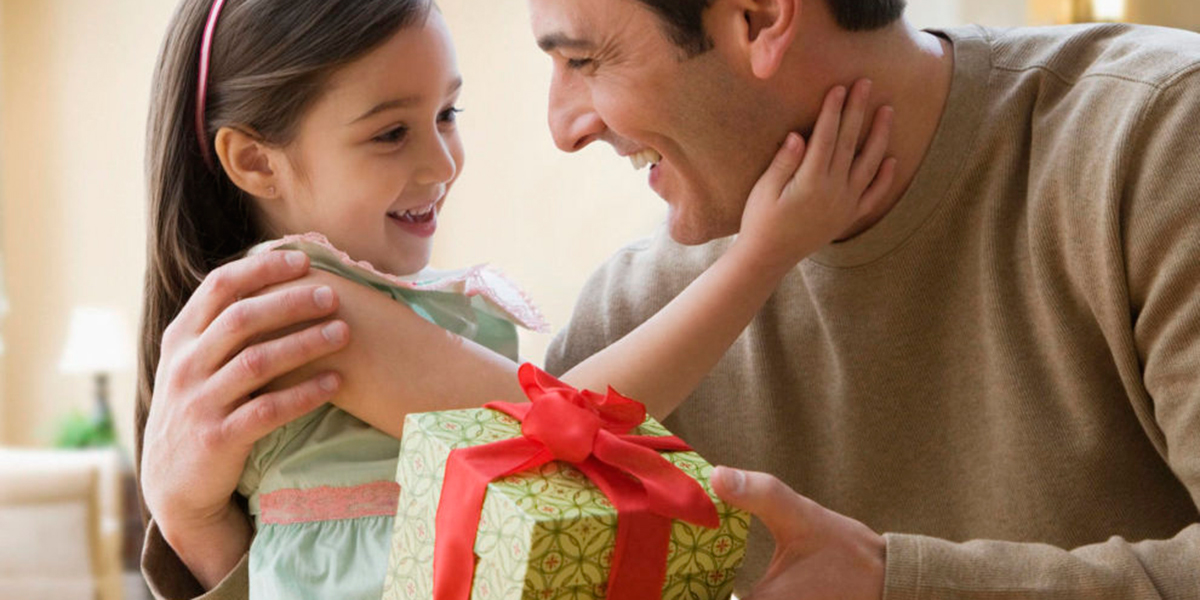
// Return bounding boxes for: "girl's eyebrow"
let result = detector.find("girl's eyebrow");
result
[349,77,464,125]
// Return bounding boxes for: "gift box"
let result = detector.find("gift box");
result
[382,365,749,600]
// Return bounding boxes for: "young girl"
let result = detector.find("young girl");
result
[136,0,894,598]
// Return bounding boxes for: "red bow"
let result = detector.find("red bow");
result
[432,364,720,600]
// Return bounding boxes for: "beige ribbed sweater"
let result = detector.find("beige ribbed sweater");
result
[546,23,1200,600]
[142,23,1200,600]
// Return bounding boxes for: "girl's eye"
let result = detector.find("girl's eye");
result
[374,126,408,144]
[566,58,594,70]
[438,106,463,124]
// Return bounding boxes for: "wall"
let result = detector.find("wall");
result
[0,0,988,450]
[0,0,173,449]
[1028,0,1200,28]
[0,0,1192,451]
[0,2,6,440]
[1127,2,1200,30]
[908,0,1029,28]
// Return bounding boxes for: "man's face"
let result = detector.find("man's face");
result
[530,0,788,245]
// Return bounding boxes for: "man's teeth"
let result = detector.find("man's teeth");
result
[629,149,662,171]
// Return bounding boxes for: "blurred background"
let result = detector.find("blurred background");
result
[0,0,1196,598]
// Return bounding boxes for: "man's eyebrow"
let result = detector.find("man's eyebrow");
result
[537,33,596,52]
[350,77,464,125]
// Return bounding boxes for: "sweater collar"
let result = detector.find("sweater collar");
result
[811,25,992,269]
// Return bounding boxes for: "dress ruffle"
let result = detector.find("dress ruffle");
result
[254,232,550,333]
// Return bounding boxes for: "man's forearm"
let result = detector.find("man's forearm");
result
[157,501,253,591]
[884,524,1200,599]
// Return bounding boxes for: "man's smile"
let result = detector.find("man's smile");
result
[628,147,662,170]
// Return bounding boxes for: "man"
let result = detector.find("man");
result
[536,0,1200,598]
[141,0,1200,598]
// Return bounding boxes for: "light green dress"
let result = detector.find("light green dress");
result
[236,233,546,600]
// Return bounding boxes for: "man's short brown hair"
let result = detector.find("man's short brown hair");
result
[636,0,906,55]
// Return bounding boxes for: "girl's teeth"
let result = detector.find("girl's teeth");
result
[388,203,438,224]
[629,148,662,171]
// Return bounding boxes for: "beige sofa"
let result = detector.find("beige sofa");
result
[0,447,125,600]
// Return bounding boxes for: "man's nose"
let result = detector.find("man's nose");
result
[547,71,605,153]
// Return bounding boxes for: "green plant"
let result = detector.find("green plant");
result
[54,407,116,448]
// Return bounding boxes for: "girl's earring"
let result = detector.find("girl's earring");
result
[268,186,277,197]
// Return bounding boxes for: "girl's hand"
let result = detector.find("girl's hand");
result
[737,79,896,272]
[140,250,350,587]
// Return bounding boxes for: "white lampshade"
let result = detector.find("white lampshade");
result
[58,307,135,374]
[1092,0,1126,21]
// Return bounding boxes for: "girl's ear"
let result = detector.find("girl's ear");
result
[214,126,282,199]
[716,0,800,80]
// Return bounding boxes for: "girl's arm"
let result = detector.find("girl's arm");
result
[563,82,895,418]
[258,82,894,436]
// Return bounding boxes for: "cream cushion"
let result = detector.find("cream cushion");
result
[0,448,124,600]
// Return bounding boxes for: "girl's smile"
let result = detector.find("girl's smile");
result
[387,197,444,239]
[245,9,465,277]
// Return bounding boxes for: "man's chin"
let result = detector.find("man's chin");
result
[664,208,736,246]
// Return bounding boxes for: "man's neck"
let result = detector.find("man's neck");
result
[807,21,956,240]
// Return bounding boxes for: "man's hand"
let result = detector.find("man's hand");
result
[141,250,349,589]
[711,466,886,600]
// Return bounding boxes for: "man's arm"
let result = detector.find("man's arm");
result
[857,60,1200,596]
[139,250,348,600]
[546,65,1200,595]
[552,232,1200,600]
[864,62,1200,600]
[142,517,249,600]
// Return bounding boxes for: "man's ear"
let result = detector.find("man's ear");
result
[214,126,282,199]
[737,0,800,80]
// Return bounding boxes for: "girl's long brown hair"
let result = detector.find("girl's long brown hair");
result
[139,0,430,513]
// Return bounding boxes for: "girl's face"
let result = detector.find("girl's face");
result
[264,10,464,276]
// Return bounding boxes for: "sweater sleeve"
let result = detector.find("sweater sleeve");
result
[883,67,1200,600]
[141,518,248,600]
[882,526,1200,600]
[1124,67,1200,519]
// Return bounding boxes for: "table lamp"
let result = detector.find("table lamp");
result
[56,306,149,594]
[58,307,135,437]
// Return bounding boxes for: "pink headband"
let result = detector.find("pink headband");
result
[195,0,229,172]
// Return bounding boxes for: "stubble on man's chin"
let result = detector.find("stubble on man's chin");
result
[665,204,741,247]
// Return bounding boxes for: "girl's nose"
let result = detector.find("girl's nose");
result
[414,133,458,185]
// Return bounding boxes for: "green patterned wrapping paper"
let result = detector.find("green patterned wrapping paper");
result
[381,407,749,600]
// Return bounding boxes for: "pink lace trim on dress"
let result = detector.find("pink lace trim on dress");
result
[261,232,550,333]
[259,481,401,525]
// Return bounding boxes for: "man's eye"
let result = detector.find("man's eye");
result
[374,126,408,144]
[566,58,594,70]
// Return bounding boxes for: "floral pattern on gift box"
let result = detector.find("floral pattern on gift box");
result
[382,407,749,600]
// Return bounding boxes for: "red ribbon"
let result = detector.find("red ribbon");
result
[432,364,720,599]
